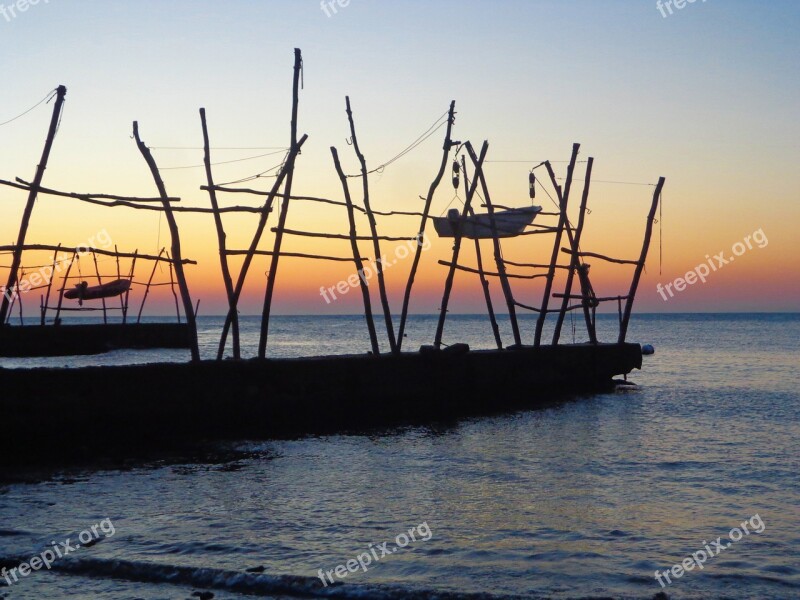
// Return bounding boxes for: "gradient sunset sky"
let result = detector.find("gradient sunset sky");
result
[1,0,798,316]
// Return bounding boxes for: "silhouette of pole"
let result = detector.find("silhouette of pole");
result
[619,177,665,343]
[345,96,397,353]
[1,85,66,326]
[397,101,457,350]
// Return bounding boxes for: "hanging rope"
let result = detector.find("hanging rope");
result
[0,88,57,128]
[215,153,289,186]
[347,110,449,177]
[159,149,288,171]
[150,146,287,151]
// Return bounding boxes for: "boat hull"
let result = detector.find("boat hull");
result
[0,343,642,466]
[64,279,131,300]
[432,206,542,239]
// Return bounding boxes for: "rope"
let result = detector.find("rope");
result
[150,146,287,151]
[348,110,449,177]
[555,176,656,187]
[486,160,589,164]
[215,155,288,186]
[0,88,57,128]
[159,149,288,171]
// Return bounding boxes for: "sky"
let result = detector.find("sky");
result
[0,0,798,318]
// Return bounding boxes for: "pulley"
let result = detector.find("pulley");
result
[529,172,536,199]
[452,160,460,190]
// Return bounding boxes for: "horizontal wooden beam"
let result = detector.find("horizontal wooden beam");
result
[7,178,179,202]
[560,247,640,265]
[437,260,548,280]
[553,293,629,302]
[202,186,425,218]
[0,245,194,264]
[501,258,569,270]
[224,249,367,262]
[272,227,412,242]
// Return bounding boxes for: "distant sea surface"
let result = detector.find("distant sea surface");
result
[1,313,798,599]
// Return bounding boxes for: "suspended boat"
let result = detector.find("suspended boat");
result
[64,279,131,302]
[432,206,542,239]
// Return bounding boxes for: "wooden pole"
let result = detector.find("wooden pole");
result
[534,144,580,347]
[200,108,240,359]
[465,142,522,347]
[40,243,61,325]
[215,134,307,358]
[619,177,665,343]
[545,161,598,342]
[114,245,124,322]
[166,251,181,324]
[331,147,381,355]
[124,250,137,324]
[397,100,457,350]
[91,251,108,324]
[433,142,488,348]
[345,96,397,353]
[54,252,77,325]
[553,157,594,344]
[16,270,24,325]
[257,48,303,359]
[137,248,164,324]
[463,155,502,349]
[133,121,200,361]
[0,85,66,325]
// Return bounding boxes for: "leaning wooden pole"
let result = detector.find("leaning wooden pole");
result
[258,47,303,359]
[0,85,66,325]
[618,177,665,343]
[133,121,200,362]
[200,108,240,359]
[345,96,397,353]
[215,135,307,359]
[543,158,596,341]
[465,141,522,347]
[54,252,77,325]
[137,248,165,324]
[40,243,61,325]
[463,155,502,349]
[331,147,381,355]
[552,156,594,344]
[166,251,181,324]
[91,251,108,324]
[397,100,457,350]
[534,144,580,347]
[433,142,488,348]
[123,250,137,324]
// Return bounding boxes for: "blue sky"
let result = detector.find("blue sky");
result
[0,0,798,313]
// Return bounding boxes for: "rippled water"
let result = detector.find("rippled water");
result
[1,314,798,599]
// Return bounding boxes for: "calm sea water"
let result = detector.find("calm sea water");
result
[1,314,798,599]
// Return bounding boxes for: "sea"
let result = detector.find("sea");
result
[0,313,798,599]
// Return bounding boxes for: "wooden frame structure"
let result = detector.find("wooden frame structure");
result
[1,49,664,364]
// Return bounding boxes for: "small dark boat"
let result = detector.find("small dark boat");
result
[64,279,131,302]
[432,206,542,239]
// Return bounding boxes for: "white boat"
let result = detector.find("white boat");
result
[432,206,542,239]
